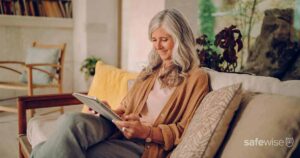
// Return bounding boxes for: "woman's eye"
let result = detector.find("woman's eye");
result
[162,38,168,42]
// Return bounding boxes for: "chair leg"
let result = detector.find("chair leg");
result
[58,86,64,114]
[19,143,25,158]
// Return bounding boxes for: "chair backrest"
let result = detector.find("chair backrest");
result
[32,41,66,86]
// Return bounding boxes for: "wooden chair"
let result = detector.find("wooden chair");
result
[0,41,66,117]
[18,93,82,158]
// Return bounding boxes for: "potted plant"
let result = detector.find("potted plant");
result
[196,25,243,72]
[80,56,102,80]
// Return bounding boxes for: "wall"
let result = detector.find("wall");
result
[73,0,87,92]
[73,0,119,91]
[86,0,119,66]
[165,0,199,36]
[121,0,165,72]
[0,16,74,100]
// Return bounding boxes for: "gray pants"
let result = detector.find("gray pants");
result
[30,113,144,158]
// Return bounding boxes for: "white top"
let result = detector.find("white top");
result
[140,79,175,125]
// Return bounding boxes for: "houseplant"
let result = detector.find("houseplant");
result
[80,56,102,80]
[196,25,243,72]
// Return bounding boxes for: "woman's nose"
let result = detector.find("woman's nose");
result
[155,41,163,50]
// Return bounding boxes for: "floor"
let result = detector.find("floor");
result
[0,105,82,158]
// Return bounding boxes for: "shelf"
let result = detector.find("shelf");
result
[0,15,73,29]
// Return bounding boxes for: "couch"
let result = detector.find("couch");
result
[17,62,300,158]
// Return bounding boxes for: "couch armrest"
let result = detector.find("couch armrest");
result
[17,93,86,135]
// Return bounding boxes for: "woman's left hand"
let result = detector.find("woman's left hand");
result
[113,114,150,139]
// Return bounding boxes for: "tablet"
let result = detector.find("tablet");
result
[72,93,122,121]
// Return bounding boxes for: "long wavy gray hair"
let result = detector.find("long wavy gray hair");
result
[139,9,199,88]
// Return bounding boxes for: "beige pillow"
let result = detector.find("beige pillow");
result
[205,67,300,98]
[171,83,242,158]
[218,93,300,158]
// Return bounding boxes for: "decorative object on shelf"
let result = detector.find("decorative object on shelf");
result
[196,25,243,72]
[198,0,216,41]
[80,56,102,80]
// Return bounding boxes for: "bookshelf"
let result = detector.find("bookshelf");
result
[0,0,72,18]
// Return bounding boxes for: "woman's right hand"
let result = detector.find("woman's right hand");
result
[113,107,125,118]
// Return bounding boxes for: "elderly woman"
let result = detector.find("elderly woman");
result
[31,9,209,158]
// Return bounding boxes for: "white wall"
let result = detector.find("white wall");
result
[165,0,199,36]
[73,0,119,91]
[0,16,74,100]
[121,0,165,71]
[73,0,87,92]
[86,0,119,66]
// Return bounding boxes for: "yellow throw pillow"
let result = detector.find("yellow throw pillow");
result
[81,62,138,113]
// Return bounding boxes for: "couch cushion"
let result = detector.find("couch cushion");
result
[205,68,300,98]
[217,93,300,158]
[27,115,58,148]
[20,47,60,84]
[171,83,242,158]
[82,62,138,112]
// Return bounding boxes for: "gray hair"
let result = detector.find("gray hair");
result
[140,9,199,86]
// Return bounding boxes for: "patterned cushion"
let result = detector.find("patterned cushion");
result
[171,83,242,158]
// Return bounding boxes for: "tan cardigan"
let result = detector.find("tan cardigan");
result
[121,67,209,158]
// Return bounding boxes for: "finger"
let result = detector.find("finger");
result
[113,120,129,130]
[123,128,134,139]
[101,100,111,108]
[113,120,131,127]
[124,127,134,134]
[124,114,140,121]
[114,108,125,117]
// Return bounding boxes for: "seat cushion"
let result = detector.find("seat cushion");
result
[217,93,300,158]
[20,47,60,84]
[27,115,58,148]
[171,83,242,158]
[82,62,138,112]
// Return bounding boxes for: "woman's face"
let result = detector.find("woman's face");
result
[151,27,175,64]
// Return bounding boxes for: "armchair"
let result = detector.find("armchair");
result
[18,93,82,158]
[0,41,66,117]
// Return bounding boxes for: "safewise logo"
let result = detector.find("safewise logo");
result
[243,137,294,147]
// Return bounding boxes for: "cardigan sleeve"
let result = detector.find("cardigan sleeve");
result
[158,69,209,151]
